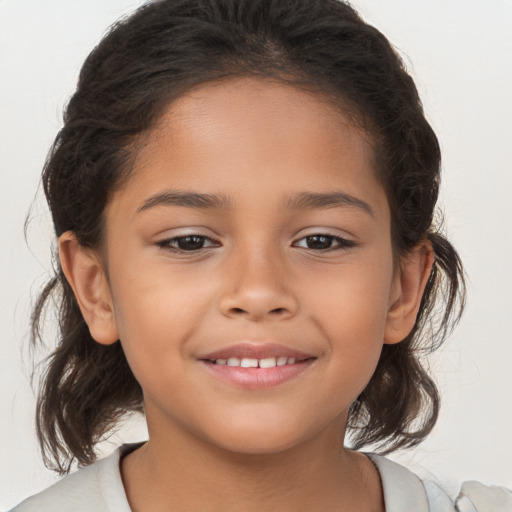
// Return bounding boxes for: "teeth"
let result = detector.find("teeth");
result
[213,356,301,367]
[240,358,258,368]
[259,357,277,368]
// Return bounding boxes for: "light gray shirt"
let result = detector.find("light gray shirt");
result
[10,444,512,511]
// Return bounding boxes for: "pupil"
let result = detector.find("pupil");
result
[179,236,203,250]
[307,235,331,249]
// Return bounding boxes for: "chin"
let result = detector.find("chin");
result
[200,415,321,457]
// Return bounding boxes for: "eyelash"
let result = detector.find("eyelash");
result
[155,233,356,254]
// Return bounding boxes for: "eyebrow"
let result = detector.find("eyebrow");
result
[285,191,373,216]
[137,189,373,216]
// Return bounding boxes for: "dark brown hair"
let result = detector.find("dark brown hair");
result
[31,0,465,474]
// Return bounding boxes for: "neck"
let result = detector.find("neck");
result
[121,415,384,512]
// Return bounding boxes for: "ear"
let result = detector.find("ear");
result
[58,231,119,345]
[384,239,435,345]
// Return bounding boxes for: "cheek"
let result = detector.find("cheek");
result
[107,262,202,383]
[111,253,209,332]
[312,252,393,330]
[311,255,394,389]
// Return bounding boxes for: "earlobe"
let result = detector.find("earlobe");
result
[58,231,119,345]
[384,240,435,345]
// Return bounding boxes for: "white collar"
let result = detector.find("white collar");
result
[368,453,457,512]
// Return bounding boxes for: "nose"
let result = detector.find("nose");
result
[218,242,299,322]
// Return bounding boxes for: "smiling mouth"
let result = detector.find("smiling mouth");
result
[198,342,317,388]
[200,356,317,389]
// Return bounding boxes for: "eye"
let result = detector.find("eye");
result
[294,234,356,251]
[156,235,219,253]
[156,232,355,254]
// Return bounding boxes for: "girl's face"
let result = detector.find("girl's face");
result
[82,77,414,453]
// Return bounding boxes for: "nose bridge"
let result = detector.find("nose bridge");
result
[218,233,298,320]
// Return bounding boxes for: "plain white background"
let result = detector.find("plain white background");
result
[1,0,511,508]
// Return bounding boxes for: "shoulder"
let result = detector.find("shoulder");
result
[8,445,136,512]
[455,480,512,512]
[368,453,512,512]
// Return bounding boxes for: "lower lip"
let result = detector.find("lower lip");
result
[200,359,316,389]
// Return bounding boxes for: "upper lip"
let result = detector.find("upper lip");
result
[199,342,316,361]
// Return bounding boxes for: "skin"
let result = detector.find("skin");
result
[60,77,434,512]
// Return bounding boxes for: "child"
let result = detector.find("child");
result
[9,0,512,510]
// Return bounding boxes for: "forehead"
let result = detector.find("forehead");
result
[163,77,360,135]
[144,77,372,163]
[114,77,385,217]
